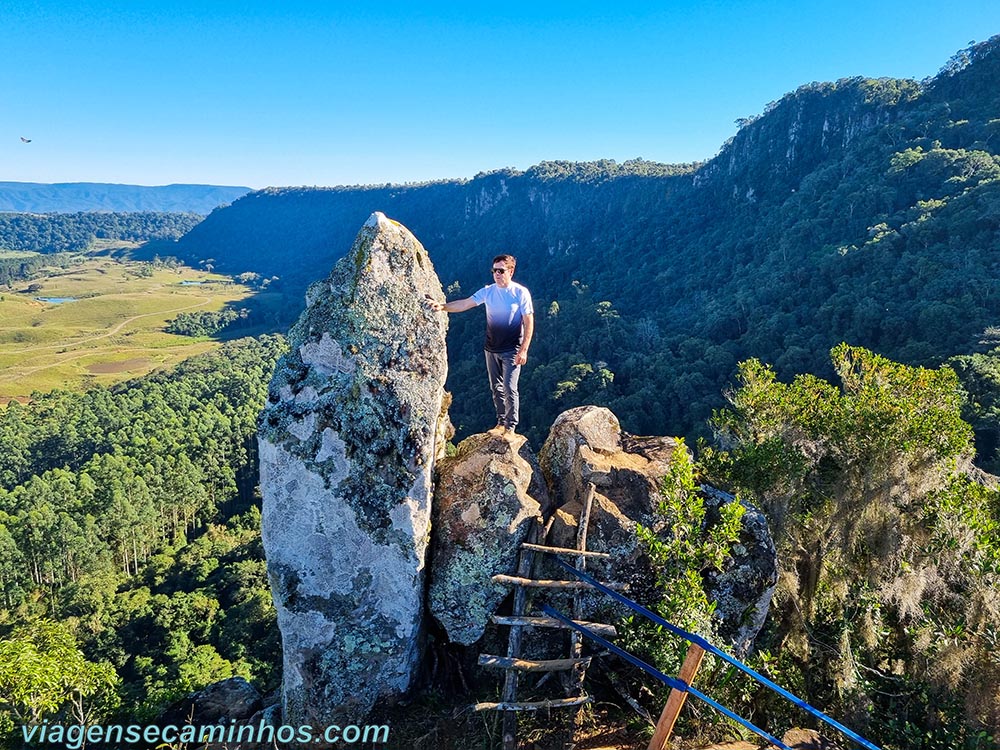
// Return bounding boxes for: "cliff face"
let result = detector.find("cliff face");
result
[0,181,250,213]
[258,212,448,725]
[693,77,919,201]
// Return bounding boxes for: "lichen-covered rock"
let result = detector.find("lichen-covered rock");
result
[539,405,629,514]
[159,677,262,726]
[258,212,448,725]
[542,407,685,607]
[541,406,777,653]
[435,392,456,464]
[702,485,779,655]
[428,432,548,645]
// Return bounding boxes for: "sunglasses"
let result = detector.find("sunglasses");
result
[492,267,509,274]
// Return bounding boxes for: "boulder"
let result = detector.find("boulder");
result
[781,728,843,749]
[258,212,449,725]
[159,677,262,726]
[245,702,282,729]
[428,432,548,645]
[542,406,684,559]
[702,486,779,654]
[541,406,777,653]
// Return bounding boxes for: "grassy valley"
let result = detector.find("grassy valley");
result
[0,255,253,401]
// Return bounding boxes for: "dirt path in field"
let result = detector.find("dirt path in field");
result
[1,294,213,354]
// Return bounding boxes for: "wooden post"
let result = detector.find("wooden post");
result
[569,485,596,683]
[646,643,706,750]
[568,483,596,735]
[501,519,542,750]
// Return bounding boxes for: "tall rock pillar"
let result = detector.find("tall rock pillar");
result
[258,212,448,725]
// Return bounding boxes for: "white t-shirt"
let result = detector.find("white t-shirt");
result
[471,281,534,352]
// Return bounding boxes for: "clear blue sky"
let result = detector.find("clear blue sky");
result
[2,1,999,189]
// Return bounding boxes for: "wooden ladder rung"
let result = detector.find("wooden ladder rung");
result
[479,653,592,672]
[473,695,593,712]
[492,574,625,590]
[492,615,618,637]
[520,542,611,558]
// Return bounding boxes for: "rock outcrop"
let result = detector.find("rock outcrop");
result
[428,432,548,645]
[159,677,262,727]
[702,485,779,654]
[258,212,448,725]
[542,406,683,560]
[541,406,777,652]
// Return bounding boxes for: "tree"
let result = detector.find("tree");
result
[704,344,1000,745]
[0,620,119,731]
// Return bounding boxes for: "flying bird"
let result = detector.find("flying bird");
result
[20,137,31,143]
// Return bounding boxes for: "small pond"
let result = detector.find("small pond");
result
[35,297,78,304]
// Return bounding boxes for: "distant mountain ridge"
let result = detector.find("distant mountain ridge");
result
[0,181,252,214]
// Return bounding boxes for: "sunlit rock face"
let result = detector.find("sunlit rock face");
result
[428,432,548,645]
[541,406,777,655]
[258,212,448,725]
[541,406,686,616]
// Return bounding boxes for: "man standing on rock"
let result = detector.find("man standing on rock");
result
[427,254,534,435]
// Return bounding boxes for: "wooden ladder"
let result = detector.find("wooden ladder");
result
[474,483,623,750]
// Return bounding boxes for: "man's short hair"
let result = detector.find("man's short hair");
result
[493,254,516,270]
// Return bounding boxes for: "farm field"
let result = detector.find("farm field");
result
[0,256,253,401]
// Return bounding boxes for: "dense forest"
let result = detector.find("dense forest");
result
[165,308,250,337]
[0,337,285,737]
[0,252,51,287]
[165,37,1000,455]
[699,345,1000,748]
[0,212,203,254]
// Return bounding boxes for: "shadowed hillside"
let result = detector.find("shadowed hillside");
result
[170,38,1000,450]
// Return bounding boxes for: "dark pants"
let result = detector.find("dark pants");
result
[485,349,521,429]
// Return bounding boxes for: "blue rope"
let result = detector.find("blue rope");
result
[549,556,881,750]
[540,604,791,750]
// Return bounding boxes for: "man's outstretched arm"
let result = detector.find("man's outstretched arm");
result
[426,296,477,313]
